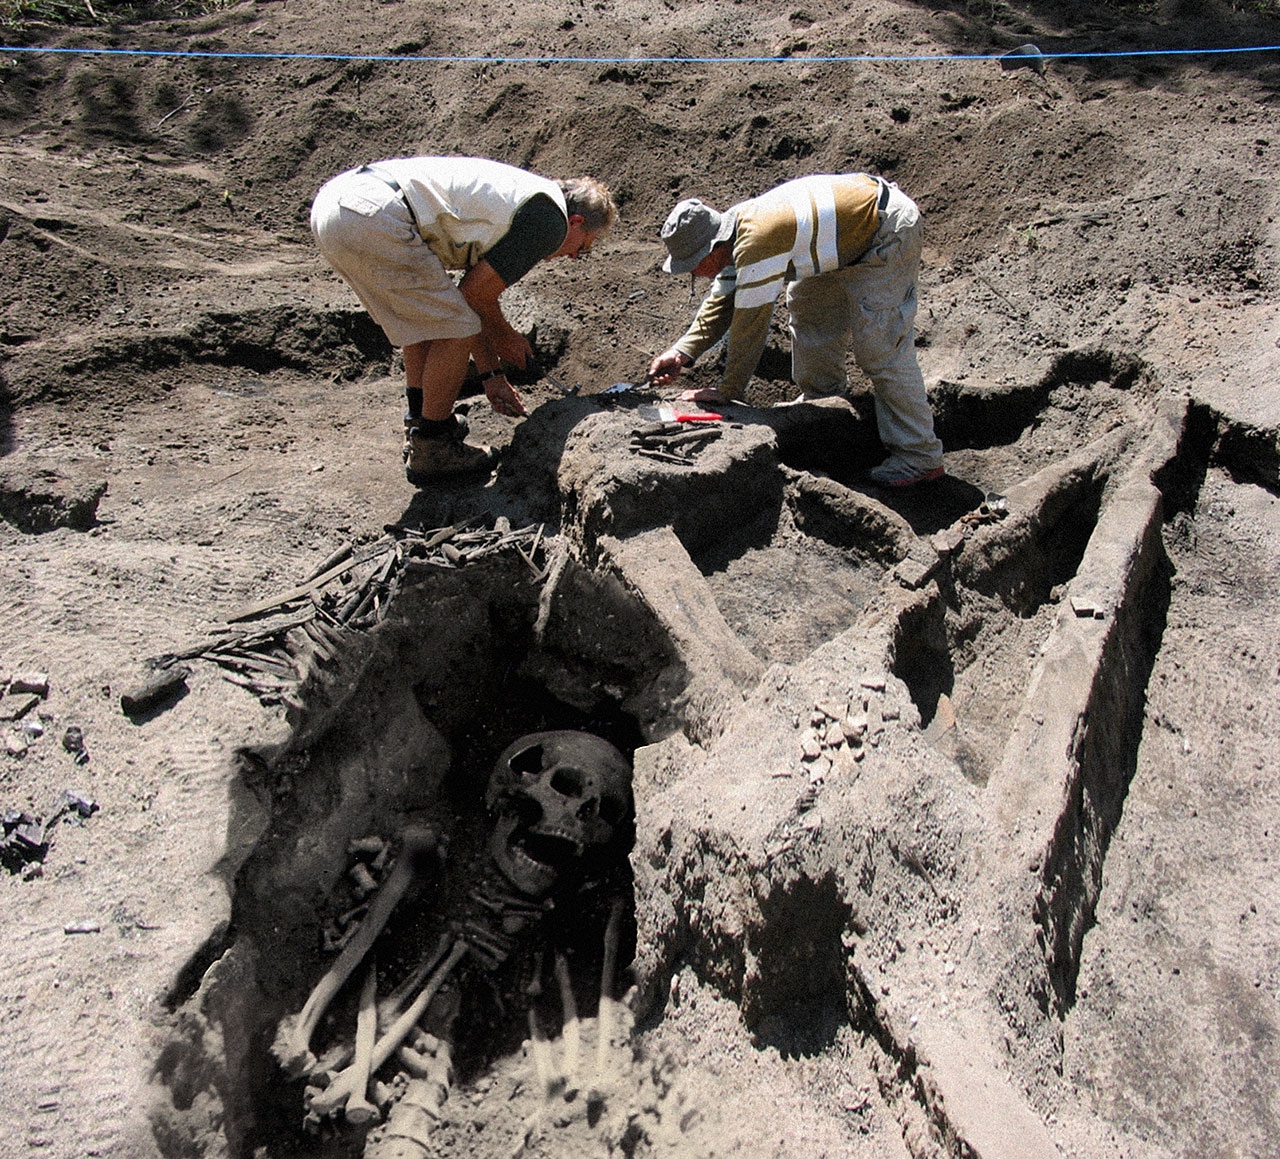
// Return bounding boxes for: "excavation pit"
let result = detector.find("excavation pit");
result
[144,377,1277,1158]
[152,549,670,1157]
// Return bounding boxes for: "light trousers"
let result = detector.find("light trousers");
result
[785,184,943,469]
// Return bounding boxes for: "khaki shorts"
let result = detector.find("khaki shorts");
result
[310,169,480,349]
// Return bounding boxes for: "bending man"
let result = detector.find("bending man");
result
[648,173,944,487]
[312,156,616,484]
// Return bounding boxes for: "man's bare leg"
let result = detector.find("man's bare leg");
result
[404,337,473,423]
[402,336,496,483]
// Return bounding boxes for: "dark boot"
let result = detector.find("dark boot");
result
[404,419,495,484]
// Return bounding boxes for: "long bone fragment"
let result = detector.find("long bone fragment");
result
[520,953,557,1104]
[591,898,624,1097]
[368,991,460,1159]
[272,825,439,1078]
[376,932,453,1031]
[308,939,468,1119]
[553,952,581,1097]
[344,964,380,1125]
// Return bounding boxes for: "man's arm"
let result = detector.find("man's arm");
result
[715,299,773,399]
[648,288,734,386]
[460,192,568,401]
[457,259,533,369]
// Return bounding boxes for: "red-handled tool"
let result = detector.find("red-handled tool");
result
[637,406,723,423]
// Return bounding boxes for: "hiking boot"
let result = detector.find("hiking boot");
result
[404,423,496,484]
[868,454,945,488]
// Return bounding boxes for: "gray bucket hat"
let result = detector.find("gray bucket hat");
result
[661,198,736,274]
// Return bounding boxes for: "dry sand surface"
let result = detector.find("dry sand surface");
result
[2,1,1280,1156]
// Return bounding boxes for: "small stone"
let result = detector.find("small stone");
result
[831,747,863,777]
[800,730,822,760]
[923,695,957,745]
[120,666,189,717]
[5,732,28,758]
[931,528,965,556]
[842,714,868,742]
[9,673,49,697]
[57,789,97,818]
[823,721,845,749]
[814,699,845,722]
[0,693,40,722]
[860,674,887,693]
[1070,595,1105,619]
[64,920,101,935]
[894,558,935,590]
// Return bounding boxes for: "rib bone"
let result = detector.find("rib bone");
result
[272,825,438,1078]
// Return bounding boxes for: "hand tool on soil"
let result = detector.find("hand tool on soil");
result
[531,360,578,396]
[636,405,723,422]
[603,370,656,395]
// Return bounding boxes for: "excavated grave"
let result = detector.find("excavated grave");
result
[147,353,1272,1158]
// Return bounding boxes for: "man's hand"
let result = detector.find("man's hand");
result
[484,374,527,418]
[679,386,728,404]
[647,348,692,386]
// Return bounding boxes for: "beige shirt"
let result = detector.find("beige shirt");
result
[373,156,567,271]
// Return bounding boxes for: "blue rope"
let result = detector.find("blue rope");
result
[1,44,1278,65]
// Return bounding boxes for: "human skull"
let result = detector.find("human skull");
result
[485,731,634,898]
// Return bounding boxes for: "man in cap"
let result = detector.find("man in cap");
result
[647,174,944,487]
[312,156,616,484]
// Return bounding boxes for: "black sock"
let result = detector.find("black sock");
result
[405,388,423,423]
[414,416,456,437]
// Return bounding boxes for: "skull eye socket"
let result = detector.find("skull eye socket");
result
[510,744,547,778]
[598,797,626,827]
[550,767,586,797]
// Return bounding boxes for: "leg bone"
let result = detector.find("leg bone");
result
[553,953,580,1098]
[273,825,438,1078]
[308,939,467,1119]
[591,897,624,1097]
[376,931,452,1031]
[344,963,380,1125]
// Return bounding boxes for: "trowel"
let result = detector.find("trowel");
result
[602,370,654,396]
[535,363,579,396]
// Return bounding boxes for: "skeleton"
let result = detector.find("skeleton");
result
[268,730,635,1153]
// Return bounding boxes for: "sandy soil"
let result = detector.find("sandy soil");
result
[2,1,1279,1156]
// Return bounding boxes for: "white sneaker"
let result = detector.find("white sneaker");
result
[868,454,945,487]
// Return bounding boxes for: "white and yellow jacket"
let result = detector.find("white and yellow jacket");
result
[674,173,884,398]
